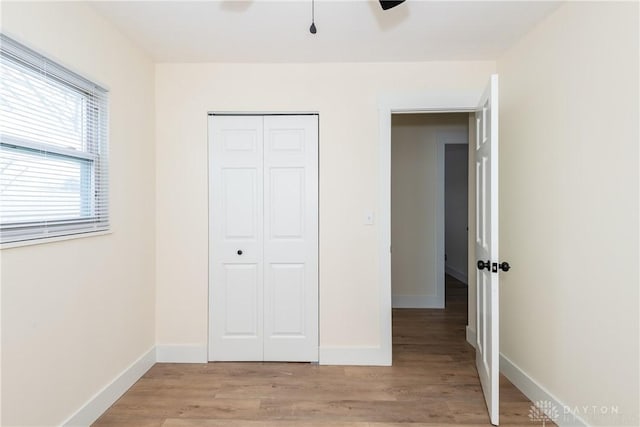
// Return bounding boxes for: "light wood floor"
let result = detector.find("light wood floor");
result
[94,276,547,426]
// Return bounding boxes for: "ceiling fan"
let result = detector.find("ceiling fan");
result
[379,0,406,10]
[310,0,407,34]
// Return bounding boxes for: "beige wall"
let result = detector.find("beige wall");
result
[0,2,156,425]
[155,62,495,350]
[497,2,639,425]
[391,113,468,306]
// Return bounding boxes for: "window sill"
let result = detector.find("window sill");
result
[0,230,112,250]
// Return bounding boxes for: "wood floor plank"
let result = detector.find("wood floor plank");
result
[93,276,552,426]
[162,420,372,427]
[256,398,452,423]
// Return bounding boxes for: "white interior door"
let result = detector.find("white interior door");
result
[263,115,318,362]
[210,115,264,361]
[209,114,318,362]
[475,74,499,425]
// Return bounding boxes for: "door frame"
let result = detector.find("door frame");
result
[378,91,481,365]
[207,111,320,362]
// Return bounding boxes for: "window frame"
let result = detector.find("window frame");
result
[0,34,109,246]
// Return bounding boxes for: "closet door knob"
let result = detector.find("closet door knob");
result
[237,250,243,255]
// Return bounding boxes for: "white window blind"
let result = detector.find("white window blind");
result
[0,34,109,244]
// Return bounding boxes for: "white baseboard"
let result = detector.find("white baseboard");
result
[156,344,208,363]
[392,294,444,308]
[467,334,589,426]
[500,354,588,427]
[466,325,476,347]
[319,346,391,366]
[445,265,468,284]
[62,346,155,427]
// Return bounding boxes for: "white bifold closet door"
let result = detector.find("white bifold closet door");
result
[208,114,318,362]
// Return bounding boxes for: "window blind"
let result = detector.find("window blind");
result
[0,34,109,244]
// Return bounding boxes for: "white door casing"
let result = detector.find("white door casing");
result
[208,114,318,362]
[475,75,500,425]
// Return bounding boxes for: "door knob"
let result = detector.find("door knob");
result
[477,260,490,271]
[237,250,243,255]
[498,262,510,272]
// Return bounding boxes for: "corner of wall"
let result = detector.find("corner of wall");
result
[61,347,156,427]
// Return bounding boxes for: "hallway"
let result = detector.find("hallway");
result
[392,275,550,425]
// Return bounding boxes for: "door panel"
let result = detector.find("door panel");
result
[210,115,264,361]
[223,264,259,335]
[263,115,318,362]
[475,75,499,425]
[269,129,305,152]
[269,168,305,238]
[269,263,306,335]
[223,168,258,238]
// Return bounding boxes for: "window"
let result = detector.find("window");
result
[0,34,109,245]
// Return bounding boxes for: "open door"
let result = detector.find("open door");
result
[475,74,500,425]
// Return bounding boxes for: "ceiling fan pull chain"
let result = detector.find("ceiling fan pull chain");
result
[309,0,317,34]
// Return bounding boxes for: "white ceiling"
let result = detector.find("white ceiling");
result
[90,0,563,63]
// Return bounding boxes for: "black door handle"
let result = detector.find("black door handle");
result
[477,260,490,271]
[237,250,243,255]
[498,262,510,272]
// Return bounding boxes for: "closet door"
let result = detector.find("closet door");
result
[263,115,318,362]
[209,115,264,361]
[209,114,318,362]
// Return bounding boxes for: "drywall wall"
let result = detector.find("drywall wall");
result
[155,62,495,357]
[497,2,639,425]
[391,114,468,308]
[0,2,156,425]
[444,144,468,284]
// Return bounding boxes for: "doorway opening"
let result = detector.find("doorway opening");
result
[389,111,475,412]
[379,75,499,424]
[444,143,469,290]
[390,112,470,310]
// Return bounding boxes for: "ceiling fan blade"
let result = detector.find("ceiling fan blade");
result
[379,0,406,10]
